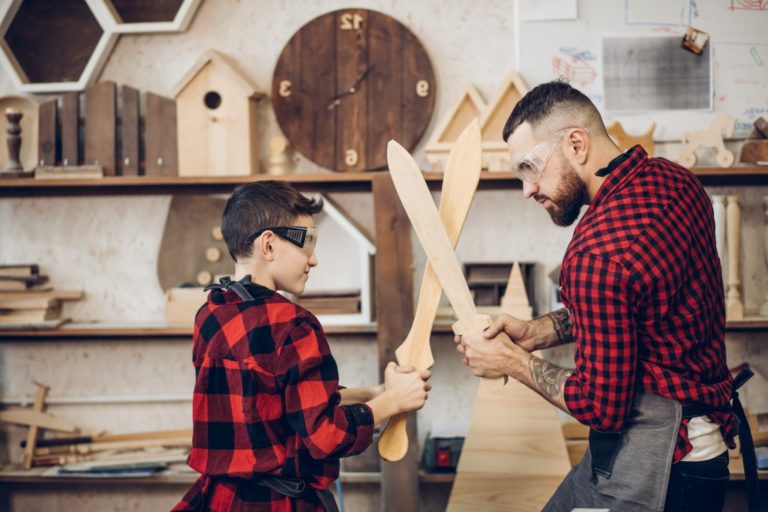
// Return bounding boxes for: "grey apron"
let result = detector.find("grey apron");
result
[544,391,681,512]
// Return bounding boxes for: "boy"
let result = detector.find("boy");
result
[174,181,431,511]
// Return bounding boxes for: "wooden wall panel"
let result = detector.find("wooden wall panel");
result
[145,93,178,176]
[85,82,117,175]
[373,173,418,512]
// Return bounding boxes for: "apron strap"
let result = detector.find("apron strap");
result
[204,275,256,301]
[731,368,762,512]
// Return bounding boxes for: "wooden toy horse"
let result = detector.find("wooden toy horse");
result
[679,115,736,168]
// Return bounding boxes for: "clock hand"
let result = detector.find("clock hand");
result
[326,64,375,110]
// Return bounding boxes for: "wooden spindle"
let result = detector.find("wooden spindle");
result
[3,108,23,172]
[726,195,743,320]
[760,196,768,317]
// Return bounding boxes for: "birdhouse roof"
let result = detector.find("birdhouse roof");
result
[171,49,264,99]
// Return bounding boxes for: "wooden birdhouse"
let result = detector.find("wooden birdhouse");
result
[172,50,264,176]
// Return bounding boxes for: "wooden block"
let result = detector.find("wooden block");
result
[85,82,117,175]
[121,86,140,176]
[60,92,80,167]
[22,383,49,469]
[739,140,768,164]
[37,99,57,167]
[145,93,178,176]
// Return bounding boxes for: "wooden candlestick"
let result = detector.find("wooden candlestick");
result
[760,196,768,317]
[4,108,22,171]
[726,195,744,320]
[1,107,33,178]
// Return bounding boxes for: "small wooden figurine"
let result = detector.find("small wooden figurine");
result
[679,114,735,168]
[607,121,656,156]
[739,116,768,165]
[267,136,291,175]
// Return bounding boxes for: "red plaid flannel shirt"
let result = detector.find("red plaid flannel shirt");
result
[561,146,736,463]
[173,282,374,511]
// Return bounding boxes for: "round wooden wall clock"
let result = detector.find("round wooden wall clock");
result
[272,8,436,172]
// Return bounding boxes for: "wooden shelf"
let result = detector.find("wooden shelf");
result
[0,468,454,485]
[2,316,766,340]
[1,166,766,197]
[433,317,768,333]
[0,322,378,340]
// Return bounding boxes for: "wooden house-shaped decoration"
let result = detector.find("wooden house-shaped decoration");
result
[425,84,486,171]
[480,72,528,171]
[173,50,264,176]
[298,196,376,326]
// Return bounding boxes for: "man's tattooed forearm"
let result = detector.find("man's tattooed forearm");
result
[547,308,574,345]
[528,356,573,404]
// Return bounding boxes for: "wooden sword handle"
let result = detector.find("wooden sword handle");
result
[378,120,482,462]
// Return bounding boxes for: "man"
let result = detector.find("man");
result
[455,80,736,512]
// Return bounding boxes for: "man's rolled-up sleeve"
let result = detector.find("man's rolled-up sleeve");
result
[562,252,639,432]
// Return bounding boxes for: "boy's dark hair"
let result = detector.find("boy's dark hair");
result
[222,180,323,261]
[502,78,604,142]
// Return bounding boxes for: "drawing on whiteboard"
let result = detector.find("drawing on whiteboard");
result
[728,0,768,10]
[603,36,711,111]
[751,47,764,66]
[552,48,598,87]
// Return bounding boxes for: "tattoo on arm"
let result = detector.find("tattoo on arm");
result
[528,356,573,411]
[547,308,574,346]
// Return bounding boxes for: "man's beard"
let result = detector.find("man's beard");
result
[536,162,587,227]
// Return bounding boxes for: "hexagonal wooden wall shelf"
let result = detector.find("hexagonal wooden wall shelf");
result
[92,0,202,34]
[0,0,117,93]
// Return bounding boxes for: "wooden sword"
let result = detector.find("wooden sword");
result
[378,120,482,462]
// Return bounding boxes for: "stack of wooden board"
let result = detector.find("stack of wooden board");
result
[0,265,82,328]
[295,289,361,316]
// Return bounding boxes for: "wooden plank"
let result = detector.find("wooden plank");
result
[60,92,79,167]
[334,8,368,171]
[0,410,77,432]
[85,82,117,175]
[297,12,336,170]
[366,11,400,171]
[121,86,141,176]
[21,384,49,469]
[400,25,436,153]
[145,93,178,176]
[372,173,418,512]
[37,99,57,167]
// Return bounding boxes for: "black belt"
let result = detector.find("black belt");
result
[682,368,761,511]
[204,474,339,512]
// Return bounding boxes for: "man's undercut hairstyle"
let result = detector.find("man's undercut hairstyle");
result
[502,78,606,142]
[222,180,323,261]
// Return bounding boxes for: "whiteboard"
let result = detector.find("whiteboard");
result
[514,0,768,140]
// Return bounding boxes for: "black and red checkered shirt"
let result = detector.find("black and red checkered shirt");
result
[561,146,736,463]
[173,282,374,511]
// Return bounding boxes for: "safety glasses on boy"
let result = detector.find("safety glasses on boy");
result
[249,226,318,254]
